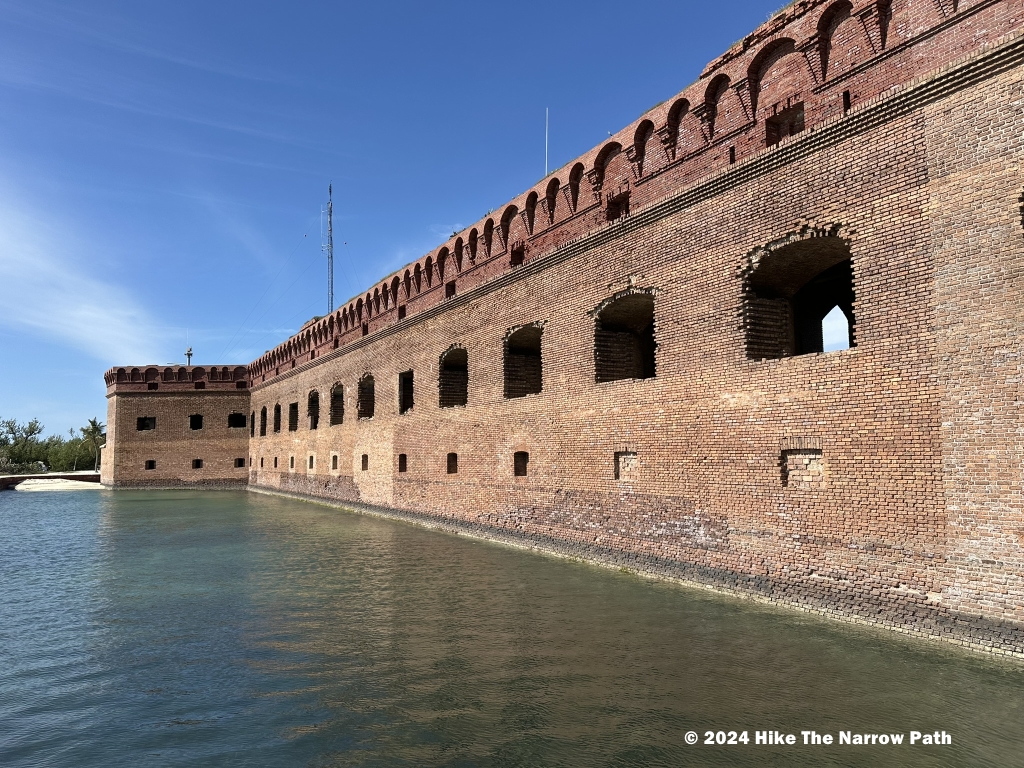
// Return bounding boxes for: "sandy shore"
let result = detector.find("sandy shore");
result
[14,478,104,492]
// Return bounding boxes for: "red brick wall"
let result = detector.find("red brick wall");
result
[106,1,1024,655]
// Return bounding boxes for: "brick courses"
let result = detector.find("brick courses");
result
[103,0,1024,656]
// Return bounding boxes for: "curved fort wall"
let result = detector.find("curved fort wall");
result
[103,0,1024,655]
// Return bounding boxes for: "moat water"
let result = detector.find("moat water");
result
[1,490,1022,767]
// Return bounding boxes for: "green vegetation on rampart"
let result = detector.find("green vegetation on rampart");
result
[0,417,105,474]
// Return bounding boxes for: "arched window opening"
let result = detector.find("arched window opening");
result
[356,298,364,321]
[632,120,654,177]
[273,404,282,433]
[413,264,422,293]
[544,178,560,224]
[437,249,448,281]
[744,235,855,359]
[483,219,494,256]
[330,384,344,425]
[524,192,538,234]
[665,98,689,157]
[595,293,656,382]
[500,206,518,250]
[403,270,412,298]
[504,325,543,399]
[454,239,464,272]
[260,406,268,436]
[568,163,585,211]
[358,375,375,419]
[468,229,478,262]
[308,390,320,430]
[373,288,381,314]
[821,305,852,352]
[425,257,434,288]
[439,346,468,408]
[704,74,730,139]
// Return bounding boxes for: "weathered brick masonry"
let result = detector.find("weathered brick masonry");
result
[104,0,1024,655]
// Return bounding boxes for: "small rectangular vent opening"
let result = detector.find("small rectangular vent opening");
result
[446,452,458,474]
[144,460,156,470]
[398,453,407,473]
[136,417,156,431]
[781,449,824,488]
[614,451,637,481]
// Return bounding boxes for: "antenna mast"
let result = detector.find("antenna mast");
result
[327,183,334,313]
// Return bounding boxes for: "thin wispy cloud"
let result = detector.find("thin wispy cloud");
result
[0,184,168,364]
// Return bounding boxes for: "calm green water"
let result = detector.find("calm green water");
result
[1,490,1022,767]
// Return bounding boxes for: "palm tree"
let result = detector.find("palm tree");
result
[80,418,105,472]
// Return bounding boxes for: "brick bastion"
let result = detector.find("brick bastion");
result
[103,0,1024,656]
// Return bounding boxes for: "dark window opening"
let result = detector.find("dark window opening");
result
[439,347,468,408]
[192,459,203,469]
[766,102,805,147]
[445,281,457,299]
[595,294,656,382]
[228,412,247,428]
[842,90,851,113]
[308,391,320,430]
[729,146,736,164]
[288,402,298,431]
[504,325,543,399]
[235,458,245,468]
[136,417,156,431]
[144,460,156,470]
[358,375,375,419]
[332,455,338,470]
[398,453,407,473]
[273,404,281,433]
[189,414,203,430]
[260,407,268,436]
[361,454,369,471]
[147,382,158,391]
[362,323,369,336]
[290,456,295,469]
[235,381,247,389]
[194,381,205,390]
[398,371,414,414]
[510,242,525,267]
[250,411,256,437]
[308,455,314,469]
[744,239,855,359]
[330,384,344,425]
[260,457,264,468]
[606,192,630,221]
[514,451,529,477]
[447,452,458,474]
[274,457,278,468]
[398,304,407,320]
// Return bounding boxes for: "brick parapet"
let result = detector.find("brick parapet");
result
[250,0,1022,384]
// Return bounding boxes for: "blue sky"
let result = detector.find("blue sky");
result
[0,0,786,436]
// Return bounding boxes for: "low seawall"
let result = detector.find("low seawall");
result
[249,484,1024,660]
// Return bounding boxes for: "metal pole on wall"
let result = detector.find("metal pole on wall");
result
[545,108,549,177]
[327,184,334,313]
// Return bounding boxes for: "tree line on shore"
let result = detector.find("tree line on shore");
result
[0,417,105,474]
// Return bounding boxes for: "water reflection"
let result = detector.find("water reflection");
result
[1,490,1021,767]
